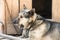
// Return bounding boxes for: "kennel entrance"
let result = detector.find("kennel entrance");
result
[32,0,52,19]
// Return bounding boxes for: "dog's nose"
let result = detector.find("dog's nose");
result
[20,24,24,28]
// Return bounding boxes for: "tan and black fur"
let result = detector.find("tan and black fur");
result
[18,6,60,40]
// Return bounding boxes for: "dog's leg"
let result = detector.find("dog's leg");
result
[24,29,29,38]
[19,26,24,35]
[21,29,29,38]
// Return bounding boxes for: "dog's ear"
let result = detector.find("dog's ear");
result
[23,4,27,9]
[31,8,35,13]
[29,8,35,16]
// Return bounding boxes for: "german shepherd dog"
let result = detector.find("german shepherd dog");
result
[18,7,60,40]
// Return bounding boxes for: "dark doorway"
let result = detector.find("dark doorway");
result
[32,0,52,19]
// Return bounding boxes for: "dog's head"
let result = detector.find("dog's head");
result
[18,7,45,37]
[18,8,37,29]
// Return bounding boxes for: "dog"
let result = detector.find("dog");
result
[18,7,60,40]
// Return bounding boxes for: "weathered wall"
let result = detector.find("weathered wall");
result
[2,0,60,34]
[4,0,19,34]
[4,0,32,34]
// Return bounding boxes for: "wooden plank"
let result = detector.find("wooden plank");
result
[4,0,19,34]
[52,0,60,22]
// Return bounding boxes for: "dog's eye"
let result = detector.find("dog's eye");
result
[20,16,23,18]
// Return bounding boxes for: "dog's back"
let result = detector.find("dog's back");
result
[29,20,60,40]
